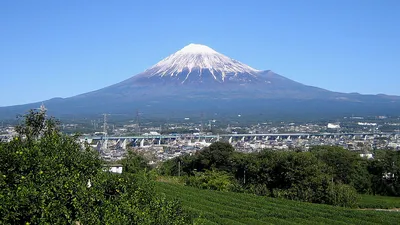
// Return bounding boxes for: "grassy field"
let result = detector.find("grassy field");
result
[358,194,400,209]
[156,182,400,225]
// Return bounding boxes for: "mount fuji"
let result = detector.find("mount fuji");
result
[1,44,400,119]
[77,44,348,100]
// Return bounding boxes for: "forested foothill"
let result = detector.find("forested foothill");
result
[0,110,190,224]
[159,142,400,207]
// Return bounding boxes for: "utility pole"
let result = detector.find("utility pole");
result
[101,114,109,152]
[39,102,47,114]
[178,160,181,177]
[244,167,246,185]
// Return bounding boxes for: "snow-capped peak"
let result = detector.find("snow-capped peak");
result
[178,43,218,55]
[145,43,260,81]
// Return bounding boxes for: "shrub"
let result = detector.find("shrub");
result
[246,184,270,196]
[327,183,359,207]
[185,170,235,191]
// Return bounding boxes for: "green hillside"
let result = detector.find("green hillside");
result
[156,182,400,225]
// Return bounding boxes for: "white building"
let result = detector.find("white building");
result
[327,123,340,129]
[103,164,123,174]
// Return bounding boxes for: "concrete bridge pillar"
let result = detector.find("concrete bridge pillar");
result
[121,139,127,150]
[140,139,144,147]
[96,142,102,152]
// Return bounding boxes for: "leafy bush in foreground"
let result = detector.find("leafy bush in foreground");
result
[0,110,190,224]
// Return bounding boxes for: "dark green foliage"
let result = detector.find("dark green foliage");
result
[326,183,359,208]
[310,146,356,183]
[368,150,400,196]
[0,110,190,224]
[161,144,391,207]
[158,154,197,177]
[184,169,236,191]
[196,141,235,171]
[310,146,400,197]
[158,141,236,177]
[119,150,151,174]
[350,159,372,194]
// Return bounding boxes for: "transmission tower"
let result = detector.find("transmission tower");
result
[103,114,108,137]
[101,114,110,151]
[39,102,47,114]
[136,110,141,135]
[200,112,204,133]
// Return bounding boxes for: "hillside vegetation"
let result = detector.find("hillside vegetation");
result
[0,110,190,224]
[160,142,400,207]
[157,182,400,225]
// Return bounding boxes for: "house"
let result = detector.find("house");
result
[103,164,123,174]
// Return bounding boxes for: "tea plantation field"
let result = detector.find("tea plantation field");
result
[358,194,400,209]
[156,182,400,225]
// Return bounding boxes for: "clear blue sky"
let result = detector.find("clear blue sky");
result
[1,0,399,106]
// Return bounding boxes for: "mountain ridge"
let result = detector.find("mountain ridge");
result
[1,43,400,119]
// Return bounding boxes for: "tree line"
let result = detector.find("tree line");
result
[159,142,400,207]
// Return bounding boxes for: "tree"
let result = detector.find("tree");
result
[368,150,400,196]
[196,141,235,171]
[310,146,361,184]
[260,151,331,203]
[120,150,151,174]
[0,110,190,224]
[158,154,197,177]
[185,169,236,191]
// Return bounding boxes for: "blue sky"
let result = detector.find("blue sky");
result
[1,0,399,106]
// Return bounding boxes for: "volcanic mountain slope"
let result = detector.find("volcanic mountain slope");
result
[1,44,400,119]
[78,44,336,100]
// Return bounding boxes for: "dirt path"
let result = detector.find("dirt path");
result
[359,208,400,212]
